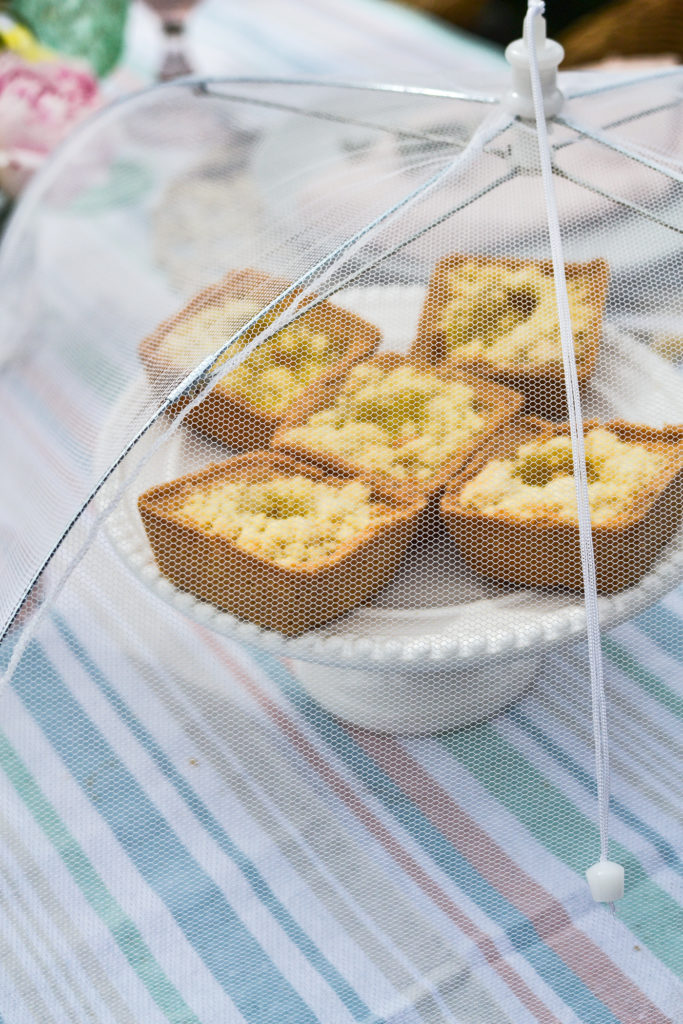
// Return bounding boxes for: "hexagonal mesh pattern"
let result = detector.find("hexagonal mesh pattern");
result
[0,73,682,1022]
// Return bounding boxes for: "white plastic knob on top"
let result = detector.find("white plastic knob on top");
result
[504,13,564,119]
[585,861,625,903]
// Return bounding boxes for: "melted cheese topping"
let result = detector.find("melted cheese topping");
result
[158,299,342,413]
[280,361,485,482]
[459,428,668,524]
[438,261,596,367]
[178,475,388,567]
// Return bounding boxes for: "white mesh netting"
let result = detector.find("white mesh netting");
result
[0,54,682,1024]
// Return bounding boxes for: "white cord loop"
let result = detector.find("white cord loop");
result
[523,0,621,898]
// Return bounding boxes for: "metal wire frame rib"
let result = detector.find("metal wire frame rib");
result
[0,118,514,652]
[555,115,683,185]
[0,75,498,291]
[194,81,470,150]
[507,99,683,171]
[198,69,682,109]
[568,96,682,137]
[552,164,683,236]
[197,76,500,104]
[551,97,683,152]
[202,77,683,182]
[485,109,683,226]
[564,65,683,100]
[2,70,677,289]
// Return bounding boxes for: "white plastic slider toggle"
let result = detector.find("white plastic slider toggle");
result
[504,9,564,119]
[585,861,625,903]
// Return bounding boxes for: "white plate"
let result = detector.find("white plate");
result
[100,288,683,731]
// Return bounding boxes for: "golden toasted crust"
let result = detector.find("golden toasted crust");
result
[441,417,683,592]
[138,451,425,635]
[272,352,525,501]
[411,254,610,418]
[139,268,381,449]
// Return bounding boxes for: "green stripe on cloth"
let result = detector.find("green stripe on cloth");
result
[126,651,508,1022]
[50,614,372,1023]
[249,649,625,1024]
[0,804,137,1024]
[635,602,683,664]
[0,730,201,1024]
[602,636,683,720]
[439,722,683,974]
[508,704,683,878]
[10,637,327,1024]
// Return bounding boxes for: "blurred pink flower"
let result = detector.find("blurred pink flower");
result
[0,54,100,197]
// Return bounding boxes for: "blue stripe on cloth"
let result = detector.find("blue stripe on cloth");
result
[51,615,373,1023]
[10,636,331,1024]
[635,602,683,665]
[507,705,683,878]
[248,647,622,1024]
[0,727,201,1024]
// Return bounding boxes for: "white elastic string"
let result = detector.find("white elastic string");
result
[525,0,611,865]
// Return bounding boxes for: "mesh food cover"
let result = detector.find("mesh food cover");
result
[1,8,682,1022]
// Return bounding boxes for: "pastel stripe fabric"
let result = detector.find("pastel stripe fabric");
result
[1,546,682,1021]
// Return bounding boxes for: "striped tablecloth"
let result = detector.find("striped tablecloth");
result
[1,3,682,1023]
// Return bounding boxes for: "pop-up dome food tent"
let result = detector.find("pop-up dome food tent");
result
[1,4,682,1020]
